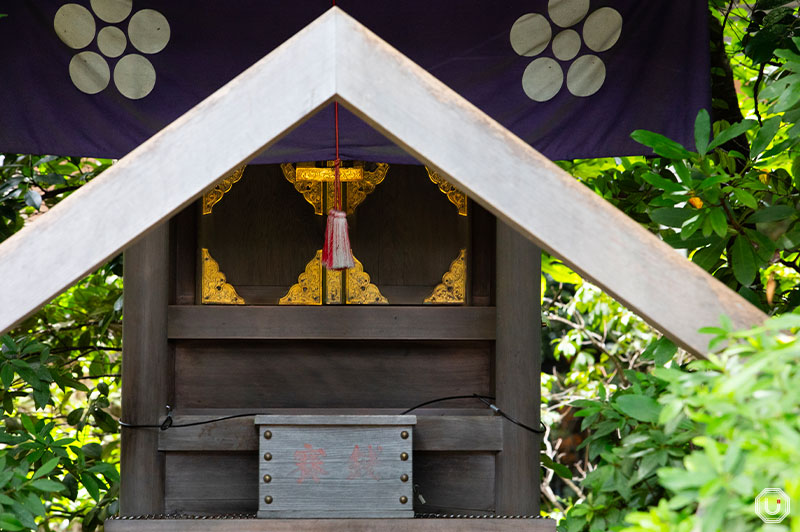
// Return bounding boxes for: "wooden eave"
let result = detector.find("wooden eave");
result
[0,7,765,355]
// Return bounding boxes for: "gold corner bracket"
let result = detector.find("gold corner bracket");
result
[280,250,387,305]
[425,167,467,216]
[279,250,323,305]
[202,165,246,215]
[424,249,466,304]
[201,248,245,305]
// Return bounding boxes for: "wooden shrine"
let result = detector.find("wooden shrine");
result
[0,7,767,532]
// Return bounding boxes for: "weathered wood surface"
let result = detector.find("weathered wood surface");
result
[0,10,336,333]
[159,415,501,452]
[120,224,170,516]
[106,518,557,531]
[167,306,496,340]
[331,10,766,354]
[495,224,542,515]
[257,423,413,517]
[163,452,497,516]
[255,415,416,425]
[173,341,491,409]
[0,8,764,353]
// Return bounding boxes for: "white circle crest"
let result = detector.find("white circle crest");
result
[54,1,170,99]
[509,2,622,100]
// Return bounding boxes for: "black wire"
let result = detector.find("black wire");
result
[120,394,545,434]
[399,394,496,414]
[401,393,545,434]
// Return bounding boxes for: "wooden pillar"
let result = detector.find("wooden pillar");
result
[120,224,170,515]
[495,221,542,515]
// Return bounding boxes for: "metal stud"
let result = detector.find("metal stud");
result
[400,496,408,504]
[264,430,272,440]
[263,474,272,483]
[400,452,409,461]
[400,474,409,482]
[263,452,272,461]
[401,430,409,439]
[264,496,273,504]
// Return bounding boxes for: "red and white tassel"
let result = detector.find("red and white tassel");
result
[321,209,354,270]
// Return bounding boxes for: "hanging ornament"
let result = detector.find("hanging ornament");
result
[321,102,354,270]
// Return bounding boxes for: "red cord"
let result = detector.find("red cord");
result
[332,0,341,212]
[334,102,341,211]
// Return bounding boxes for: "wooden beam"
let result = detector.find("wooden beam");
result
[120,224,170,515]
[331,11,766,354]
[494,223,542,515]
[105,518,556,531]
[0,7,765,354]
[158,415,502,453]
[0,11,336,333]
[167,306,496,340]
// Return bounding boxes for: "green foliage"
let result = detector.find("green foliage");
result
[621,315,800,532]
[0,153,120,531]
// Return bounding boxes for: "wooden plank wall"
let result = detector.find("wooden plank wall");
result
[121,166,542,517]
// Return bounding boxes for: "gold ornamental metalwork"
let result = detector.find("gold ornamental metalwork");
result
[424,249,466,304]
[202,165,246,215]
[279,250,387,305]
[280,162,389,214]
[347,257,388,304]
[201,248,245,304]
[425,167,467,216]
[280,163,325,215]
[279,250,323,305]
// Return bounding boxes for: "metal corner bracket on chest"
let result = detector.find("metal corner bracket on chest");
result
[255,415,416,518]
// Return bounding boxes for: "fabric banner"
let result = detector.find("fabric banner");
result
[0,1,709,163]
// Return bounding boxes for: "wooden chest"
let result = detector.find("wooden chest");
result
[255,415,416,518]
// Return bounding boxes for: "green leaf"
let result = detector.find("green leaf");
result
[21,493,45,518]
[29,479,65,492]
[709,208,728,237]
[0,335,17,353]
[732,188,758,209]
[641,172,684,192]
[540,453,571,479]
[0,513,24,531]
[640,336,678,366]
[692,237,729,271]
[746,205,796,223]
[80,472,100,501]
[731,236,757,286]
[750,117,782,159]
[24,189,42,210]
[0,364,14,389]
[650,208,695,228]
[708,120,757,152]
[631,130,692,159]
[32,457,59,480]
[615,395,662,423]
[694,109,711,155]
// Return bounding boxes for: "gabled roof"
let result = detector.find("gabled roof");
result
[0,8,764,355]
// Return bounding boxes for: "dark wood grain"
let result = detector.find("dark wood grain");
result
[470,203,495,306]
[350,165,466,291]
[165,453,256,514]
[106,518,557,531]
[158,415,502,452]
[200,165,323,297]
[494,223,542,515]
[173,341,491,410]
[167,306,496,340]
[171,205,197,305]
[413,453,495,514]
[120,224,171,515]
